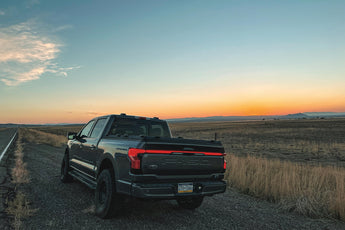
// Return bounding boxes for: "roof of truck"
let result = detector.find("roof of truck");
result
[94,113,164,122]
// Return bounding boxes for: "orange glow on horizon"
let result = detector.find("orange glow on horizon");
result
[1,105,345,124]
[1,95,344,124]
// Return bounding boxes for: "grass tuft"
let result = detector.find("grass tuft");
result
[6,191,37,230]
[11,131,29,184]
[6,129,37,229]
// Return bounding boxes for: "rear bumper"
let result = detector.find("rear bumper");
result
[130,180,226,199]
[130,172,225,182]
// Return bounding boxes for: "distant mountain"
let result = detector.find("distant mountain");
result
[167,112,345,123]
[0,123,20,128]
[303,112,345,117]
[282,112,345,119]
[168,115,272,123]
[0,123,83,128]
[42,123,84,126]
[283,113,308,119]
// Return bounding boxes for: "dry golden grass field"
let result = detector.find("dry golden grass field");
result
[170,118,345,220]
[23,118,345,220]
[32,125,83,137]
[171,118,345,167]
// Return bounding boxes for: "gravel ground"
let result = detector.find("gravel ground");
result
[20,143,345,230]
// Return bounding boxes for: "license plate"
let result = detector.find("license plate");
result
[178,182,193,193]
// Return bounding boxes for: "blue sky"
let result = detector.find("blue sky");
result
[0,0,344,123]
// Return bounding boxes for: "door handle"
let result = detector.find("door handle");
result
[90,144,96,150]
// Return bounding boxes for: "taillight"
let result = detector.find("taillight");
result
[128,148,144,169]
[223,159,227,170]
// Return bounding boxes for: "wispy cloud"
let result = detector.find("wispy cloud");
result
[87,111,106,117]
[53,24,74,32]
[0,20,79,86]
[0,10,5,16]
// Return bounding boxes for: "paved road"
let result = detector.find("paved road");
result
[21,143,345,230]
[0,128,17,229]
[0,128,16,155]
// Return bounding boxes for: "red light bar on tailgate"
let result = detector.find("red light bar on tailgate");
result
[128,148,225,170]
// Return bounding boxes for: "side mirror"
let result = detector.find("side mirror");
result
[67,132,77,140]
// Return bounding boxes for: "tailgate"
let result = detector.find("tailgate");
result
[141,153,224,175]
[129,137,226,175]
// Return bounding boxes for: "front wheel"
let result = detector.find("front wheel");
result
[95,169,123,219]
[177,196,204,210]
[60,154,73,183]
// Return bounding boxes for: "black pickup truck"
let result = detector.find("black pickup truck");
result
[61,114,226,218]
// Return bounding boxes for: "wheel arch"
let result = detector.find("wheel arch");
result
[96,153,117,181]
[64,147,69,155]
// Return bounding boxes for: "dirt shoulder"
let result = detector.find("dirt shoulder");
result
[21,143,344,230]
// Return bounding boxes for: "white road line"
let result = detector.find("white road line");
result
[0,129,18,163]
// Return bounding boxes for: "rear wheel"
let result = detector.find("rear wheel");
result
[95,169,123,218]
[177,196,204,210]
[60,154,73,183]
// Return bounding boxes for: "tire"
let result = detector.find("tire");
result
[60,154,73,183]
[95,169,122,218]
[177,196,204,210]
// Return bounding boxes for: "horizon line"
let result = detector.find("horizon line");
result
[2,111,345,125]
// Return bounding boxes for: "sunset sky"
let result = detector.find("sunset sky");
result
[0,0,345,124]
